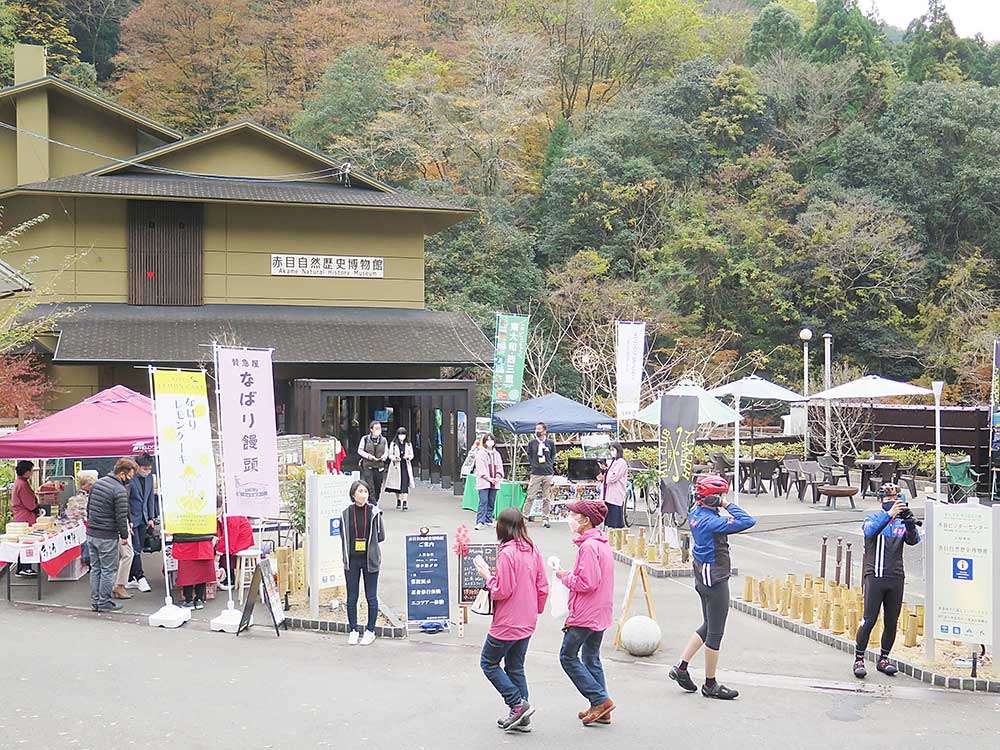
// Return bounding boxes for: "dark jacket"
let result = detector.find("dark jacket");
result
[862,510,921,579]
[87,475,130,540]
[340,503,385,574]
[689,502,756,586]
[526,438,555,476]
[128,473,156,526]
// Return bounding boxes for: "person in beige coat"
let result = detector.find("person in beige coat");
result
[384,427,416,511]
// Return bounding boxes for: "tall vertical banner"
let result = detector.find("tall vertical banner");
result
[930,503,995,646]
[615,321,646,420]
[491,313,529,405]
[152,370,217,534]
[991,340,999,503]
[659,395,699,515]
[217,347,280,517]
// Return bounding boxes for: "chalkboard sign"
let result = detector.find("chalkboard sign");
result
[237,557,284,637]
[460,543,498,605]
[405,534,450,624]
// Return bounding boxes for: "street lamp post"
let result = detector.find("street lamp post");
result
[932,381,944,499]
[823,333,833,457]
[800,328,813,458]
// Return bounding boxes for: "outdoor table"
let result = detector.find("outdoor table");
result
[817,485,859,511]
[0,522,87,602]
[856,459,890,499]
[738,457,762,494]
[461,475,527,515]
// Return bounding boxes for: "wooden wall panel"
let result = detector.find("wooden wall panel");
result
[127,201,203,305]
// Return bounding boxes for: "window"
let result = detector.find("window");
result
[127,201,204,305]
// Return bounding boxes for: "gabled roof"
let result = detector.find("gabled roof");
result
[1,172,473,214]
[89,120,393,193]
[0,76,182,142]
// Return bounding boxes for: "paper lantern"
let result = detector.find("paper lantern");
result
[620,615,661,657]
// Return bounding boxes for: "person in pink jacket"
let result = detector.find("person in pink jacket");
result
[599,443,628,529]
[474,507,548,732]
[556,499,616,726]
[473,433,504,531]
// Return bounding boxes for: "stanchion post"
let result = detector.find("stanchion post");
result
[819,535,828,579]
[834,537,843,586]
[845,542,852,588]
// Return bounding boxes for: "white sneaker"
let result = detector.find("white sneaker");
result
[348,630,360,645]
[124,580,140,590]
[360,630,376,646]
[475,523,482,531]
[136,577,151,593]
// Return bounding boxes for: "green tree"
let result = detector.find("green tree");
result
[902,0,982,83]
[15,0,80,73]
[802,0,883,65]
[63,0,136,80]
[540,116,572,183]
[697,64,769,157]
[746,3,802,66]
[0,0,18,85]
[293,45,392,151]
[59,59,96,89]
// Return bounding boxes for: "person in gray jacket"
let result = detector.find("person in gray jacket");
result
[87,458,137,612]
[340,480,385,646]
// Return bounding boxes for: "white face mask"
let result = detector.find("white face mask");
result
[568,516,582,535]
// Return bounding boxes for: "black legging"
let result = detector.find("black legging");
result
[362,468,385,505]
[695,578,730,650]
[855,575,904,658]
[183,583,206,603]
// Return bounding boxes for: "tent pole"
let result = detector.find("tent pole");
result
[147,366,173,611]
[734,395,741,505]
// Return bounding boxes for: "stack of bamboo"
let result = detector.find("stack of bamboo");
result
[607,528,676,568]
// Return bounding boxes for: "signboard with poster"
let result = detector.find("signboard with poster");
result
[460,543,498,605]
[405,533,450,625]
[306,473,354,618]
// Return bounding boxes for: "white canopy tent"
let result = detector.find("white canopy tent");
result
[635,380,740,427]
[709,375,803,504]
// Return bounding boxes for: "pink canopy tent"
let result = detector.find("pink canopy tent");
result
[0,385,155,459]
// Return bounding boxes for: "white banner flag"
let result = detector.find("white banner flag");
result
[217,346,280,518]
[615,322,646,420]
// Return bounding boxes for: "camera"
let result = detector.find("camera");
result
[896,505,922,526]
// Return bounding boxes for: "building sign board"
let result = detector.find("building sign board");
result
[270,254,385,278]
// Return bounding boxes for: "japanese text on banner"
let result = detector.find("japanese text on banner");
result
[615,322,645,420]
[153,370,217,534]
[491,314,529,405]
[217,347,280,517]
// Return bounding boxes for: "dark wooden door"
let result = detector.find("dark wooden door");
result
[127,200,204,305]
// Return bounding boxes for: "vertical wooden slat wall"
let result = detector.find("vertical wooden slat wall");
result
[127,200,204,305]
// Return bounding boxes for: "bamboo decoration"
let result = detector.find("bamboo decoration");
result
[802,593,815,624]
[787,573,797,589]
[646,545,659,564]
[659,542,670,566]
[831,602,845,635]
[743,576,755,602]
[898,603,910,632]
[915,604,925,636]
[780,585,791,617]
[904,614,919,647]
[769,579,780,611]
[845,607,858,636]
[638,527,647,558]
[791,591,802,620]
[803,573,813,591]
[819,598,832,629]
[757,579,769,609]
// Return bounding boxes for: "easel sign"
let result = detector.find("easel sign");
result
[460,543,498,605]
[613,559,657,650]
[237,557,285,637]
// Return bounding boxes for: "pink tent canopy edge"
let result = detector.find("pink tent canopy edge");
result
[0,385,156,459]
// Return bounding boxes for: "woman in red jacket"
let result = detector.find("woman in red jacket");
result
[215,513,255,590]
[11,461,39,576]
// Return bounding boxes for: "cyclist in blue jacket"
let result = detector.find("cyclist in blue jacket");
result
[669,474,755,700]
[853,483,920,679]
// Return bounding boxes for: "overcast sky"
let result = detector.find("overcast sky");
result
[863,1,1000,41]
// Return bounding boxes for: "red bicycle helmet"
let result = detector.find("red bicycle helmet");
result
[695,474,730,499]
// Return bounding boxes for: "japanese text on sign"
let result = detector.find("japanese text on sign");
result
[405,534,450,623]
[932,503,994,646]
[491,313,529,405]
[270,254,385,278]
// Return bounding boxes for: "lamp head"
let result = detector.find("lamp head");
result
[799,328,813,342]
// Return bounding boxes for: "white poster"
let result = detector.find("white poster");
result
[932,503,994,646]
[152,370,218,535]
[615,321,646,420]
[306,474,355,616]
[216,346,280,518]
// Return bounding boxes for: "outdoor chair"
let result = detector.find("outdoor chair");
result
[752,458,780,496]
[841,455,857,471]
[865,461,899,499]
[898,463,919,496]
[817,455,849,486]
[797,461,826,504]
[709,453,734,487]
[781,458,801,498]
[945,455,981,503]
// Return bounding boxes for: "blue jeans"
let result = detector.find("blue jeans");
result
[476,488,497,525]
[345,556,379,632]
[480,634,530,707]
[87,535,120,609]
[559,627,609,705]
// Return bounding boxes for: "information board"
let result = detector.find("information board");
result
[460,543,498,605]
[237,557,284,637]
[405,534,450,624]
[306,474,354,617]
[931,503,994,645]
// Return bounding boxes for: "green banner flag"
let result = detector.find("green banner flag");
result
[492,313,529,405]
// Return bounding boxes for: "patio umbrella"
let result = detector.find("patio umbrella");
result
[635,380,739,426]
[808,375,933,454]
[708,375,803,503]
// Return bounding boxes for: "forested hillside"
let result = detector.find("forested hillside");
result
[3,1,999,410]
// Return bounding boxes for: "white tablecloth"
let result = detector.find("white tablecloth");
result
[0,523,87,564]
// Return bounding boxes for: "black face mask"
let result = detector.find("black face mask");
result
[535,432,544,438]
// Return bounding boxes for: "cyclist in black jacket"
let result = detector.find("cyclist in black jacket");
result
[853,483,920,678]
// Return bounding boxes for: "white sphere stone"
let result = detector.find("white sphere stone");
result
[620,615,661,657]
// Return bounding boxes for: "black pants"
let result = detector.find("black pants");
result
[346,556,379,632]
[695,578,730,650]
[855,575,904,657]
[182,583,206,603]
[362,468,385,505]
[129,524,146,581]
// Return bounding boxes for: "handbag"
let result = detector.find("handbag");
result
[470,587,494,616]
[144,527,163,553]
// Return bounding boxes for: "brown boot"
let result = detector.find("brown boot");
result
[112,585,132,600]
[581,698,614,726]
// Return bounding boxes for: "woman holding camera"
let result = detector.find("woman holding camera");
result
[853,483,921,679]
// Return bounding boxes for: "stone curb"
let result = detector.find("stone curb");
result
[285,596,407,639]
[612,549,737,579]
[730,597,1000,694]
